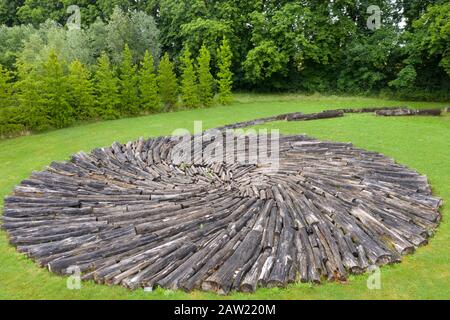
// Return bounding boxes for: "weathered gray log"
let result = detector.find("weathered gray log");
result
[214,106,444,133]
[375,108,415,116]
[287,110,344,122]
[376,108,442,117]
[415,109,442,116]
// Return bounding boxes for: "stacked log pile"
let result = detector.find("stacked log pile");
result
[375,108,442,117]
[337,106,406,113]
[415,109,443,116]
[217,107,443,131]
[286,109,344,121]
[2,132,442,294]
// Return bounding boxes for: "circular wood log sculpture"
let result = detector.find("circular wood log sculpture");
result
[2,133,442,294]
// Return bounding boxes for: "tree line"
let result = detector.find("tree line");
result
[1,1,448,100]
[0,38,233,137]
[0,1,449,137]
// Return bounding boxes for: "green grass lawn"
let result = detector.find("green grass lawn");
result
[0,94,449,300]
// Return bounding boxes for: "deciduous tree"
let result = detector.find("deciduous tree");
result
[106,7,160,65]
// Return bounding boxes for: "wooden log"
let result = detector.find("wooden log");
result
[375,108,415,116]
[376,108,442,117]
[287,110,344,122]
[415,109,442,116]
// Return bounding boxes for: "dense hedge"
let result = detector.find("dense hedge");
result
[0,39,233,138]
[0,2,449,137]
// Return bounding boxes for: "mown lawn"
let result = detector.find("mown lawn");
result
[0,94,449,300]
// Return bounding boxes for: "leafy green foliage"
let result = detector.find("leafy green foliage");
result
[180,18,232,61]
[0,1,448,96]
[337,27,400,93]
[409,2,450,76]
[0,0,21,26]
[6,0,147,26]
[139,50,160,112]
[0,1,449,137]
[106,7,160,65]
[157,53,178,110]
[16,0,66,26]
[389,65,417,89]
[400,0,448,30]
[1,6,160,71]
[217,38,233,105]
[197,44,214,107]
[0,24,35,68]
[180,47,200,108]
[243,40,289,83]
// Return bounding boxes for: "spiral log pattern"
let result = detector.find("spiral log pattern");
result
[2,133,442,294]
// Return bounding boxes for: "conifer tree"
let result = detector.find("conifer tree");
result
[217,37,234,105]
[157,52,178,110]
[138,50,160,112]
[15,60,44,130]
[0,64,14,109]
[180,47,200,108]
[67,60,95,120]
[39,50,72,128]
[197,44,214,107]
[119,44,139,115]
[0,64,22,136]
[94,53,121,119]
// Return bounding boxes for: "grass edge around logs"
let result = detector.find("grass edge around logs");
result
[0,94,449,300]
